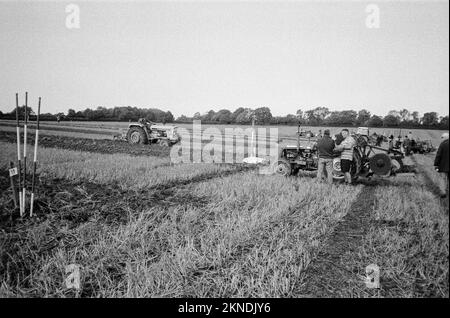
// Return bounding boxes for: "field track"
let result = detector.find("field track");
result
[298,183,378,297]
[297,164,448,297]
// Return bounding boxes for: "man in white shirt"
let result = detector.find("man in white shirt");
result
[335,129,356,184]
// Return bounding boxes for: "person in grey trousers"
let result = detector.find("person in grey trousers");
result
[316,129,335,184]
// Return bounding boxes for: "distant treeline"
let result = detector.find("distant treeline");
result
[179,107,449,130]
[0,106,175,123]
[0,105,448,130]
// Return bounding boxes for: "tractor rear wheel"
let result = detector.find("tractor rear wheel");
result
[273,160,292,176]
[158,139,170,147]
[369,153,392,176]
[127,127,148,145]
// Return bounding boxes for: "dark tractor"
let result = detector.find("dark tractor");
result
[125,118,181,147]
[273,125,406,181]
[410,139,435,154]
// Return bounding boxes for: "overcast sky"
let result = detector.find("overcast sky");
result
[0,0,448,118]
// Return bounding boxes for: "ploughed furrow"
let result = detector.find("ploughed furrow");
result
[146,164,256,191]
[0,164,255,227]
[0,130,170,157]
[0,167,254,294]
[0,121,117,136]
[296,183,377,297]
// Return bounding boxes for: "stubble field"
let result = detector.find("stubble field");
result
[0,121,448,297]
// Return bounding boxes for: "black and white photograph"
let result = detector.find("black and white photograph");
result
[0,0,448,302]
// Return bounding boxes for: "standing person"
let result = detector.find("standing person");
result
[434,133,449,198]
[408,131,413,141]
[305,131,313,138]
[336,129,356,184]
[403,135,411,156]
[375,133,384,146]
[395,135,402,149]
[316,129,335,184]
[317,129,323,139]
[388,135,395,152]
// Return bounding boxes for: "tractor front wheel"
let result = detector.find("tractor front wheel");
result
[332,154,361,182]
[273,160,292,176]
[332,159,345,181]
[127,127,148,145]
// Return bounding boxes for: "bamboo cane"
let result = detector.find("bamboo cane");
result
[30,97,41,217]
[23,92,28,215]
[16,93,23,216]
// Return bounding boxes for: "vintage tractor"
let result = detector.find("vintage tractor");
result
[273,125,406,181]
[125,118,181,147]
[410,139,435,154]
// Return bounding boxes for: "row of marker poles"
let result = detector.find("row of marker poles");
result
[15,92,40,217]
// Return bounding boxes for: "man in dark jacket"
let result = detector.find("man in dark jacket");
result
[434,133,449,198]
[376,134,384,147]
[388,135,395,152]
[317,129,335,184]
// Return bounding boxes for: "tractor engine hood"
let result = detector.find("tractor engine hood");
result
[150,124,178,130]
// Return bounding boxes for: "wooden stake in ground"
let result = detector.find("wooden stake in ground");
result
[30,97,41,217]
[15,93,23,216]
[9,161,19,210]
[23,92,28,215]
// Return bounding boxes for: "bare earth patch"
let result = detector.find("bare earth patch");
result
[0,130,170,157]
